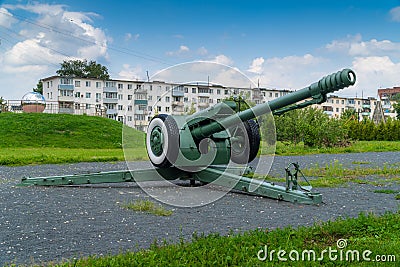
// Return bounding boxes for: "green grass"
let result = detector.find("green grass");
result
[0,113,147,165]
[265,140,400,156]
[120,199,173,216]
[251,160,400,188]
[0,112,144,149]
[2,113,400,166]
[22,211,399,267]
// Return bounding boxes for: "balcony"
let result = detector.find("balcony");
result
[135,109,147,115]
[106,109,118,115]
[134,100,148,105]
[59,108,74,114]
[198,92,210,97]
[103,86,117,93]
[172,101,184,107]
[103,98,118,104]
[362,104,371,109]
[58,84,74,90]
[198,102,209,108]
[58,96,74,102]
[172,89,184,97]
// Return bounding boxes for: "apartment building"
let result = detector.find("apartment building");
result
[319,95,378,120]
[377,86,399,118]
[41,75,389,131]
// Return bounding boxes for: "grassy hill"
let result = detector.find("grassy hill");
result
[0,113,145,149]
[0,113,147,165]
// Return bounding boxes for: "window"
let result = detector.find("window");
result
[96,82,101,88]
[192,88,197,93]
[47,82,50,88]
[128,116,132,122]
[118,105,123,111]
[75,92,80,98]
[138,104,146,111]
[118,94,123,100]
[269,92,273,97]
[224,90,229,95]
[336,100,339,104]
[217,89,221,95]
[184,87,188,93]
[157,96,161,101]
[137,84,142,90]
[75,81,81,87]
[157,106,161,112]
[128,84,133,90]
[128,105,132,111]
[341,100,344,104]
[165,96,170,102]
[148,95,153,101]
[128,95,132,100]
[105,81,116,88]
[165,107,170,112]
[209,98,213,103]
[336,108,339,112]
[96,93,101,100]
[60,78,73,85]
[118,83,123,89]
[184,97,188,102]
[149,85,153,91]
[148,106,153,111]
[166,86,170,92]
[86,104,91,109]
[275,93,278,98]
[85,81,91,87]
[86,92,91,98]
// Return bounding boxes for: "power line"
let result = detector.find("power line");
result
[0,9,175,66]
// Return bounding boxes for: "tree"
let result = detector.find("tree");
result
[33,80,43,94]
[0,97,7,112]
[56,59,110,80]
[391,93,400,119]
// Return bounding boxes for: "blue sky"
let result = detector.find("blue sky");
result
[1,0,400,99]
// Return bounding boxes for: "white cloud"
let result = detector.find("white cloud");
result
[326,35,400,58]
[197,46,208,56]
[212,54,234,66]
[0,2,110,99]
[247,57,265,74]
[166,45,190,56]
[118,64,143,80]
[347,56,400,97]
[390,6,400,22]
[246,54,326,90]
[0,7,17,28]
[125,33,140,42]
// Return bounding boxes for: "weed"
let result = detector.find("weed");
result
[120,199,173,216]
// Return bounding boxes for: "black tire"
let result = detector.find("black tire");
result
[146,114,179,168]
[230,119,260,164]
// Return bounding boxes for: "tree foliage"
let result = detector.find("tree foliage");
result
[56,59,110,80]
[33,80,43,94]
[271,107,348,148]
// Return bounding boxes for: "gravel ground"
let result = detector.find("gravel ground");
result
[0,152,399,266]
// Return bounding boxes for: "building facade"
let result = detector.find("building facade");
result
[40,75,394,131]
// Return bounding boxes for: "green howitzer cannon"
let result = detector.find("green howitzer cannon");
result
[146,69,356,168]
[19,69,356,205]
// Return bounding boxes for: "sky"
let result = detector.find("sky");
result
[0,0,400,100]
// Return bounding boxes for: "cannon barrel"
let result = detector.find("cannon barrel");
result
[190,69,356,140]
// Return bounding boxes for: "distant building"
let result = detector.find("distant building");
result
[377,86,399,119]
[38,75,393,131]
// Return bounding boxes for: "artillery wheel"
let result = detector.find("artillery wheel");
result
[146,114,179,168]
[230,119,260,164]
